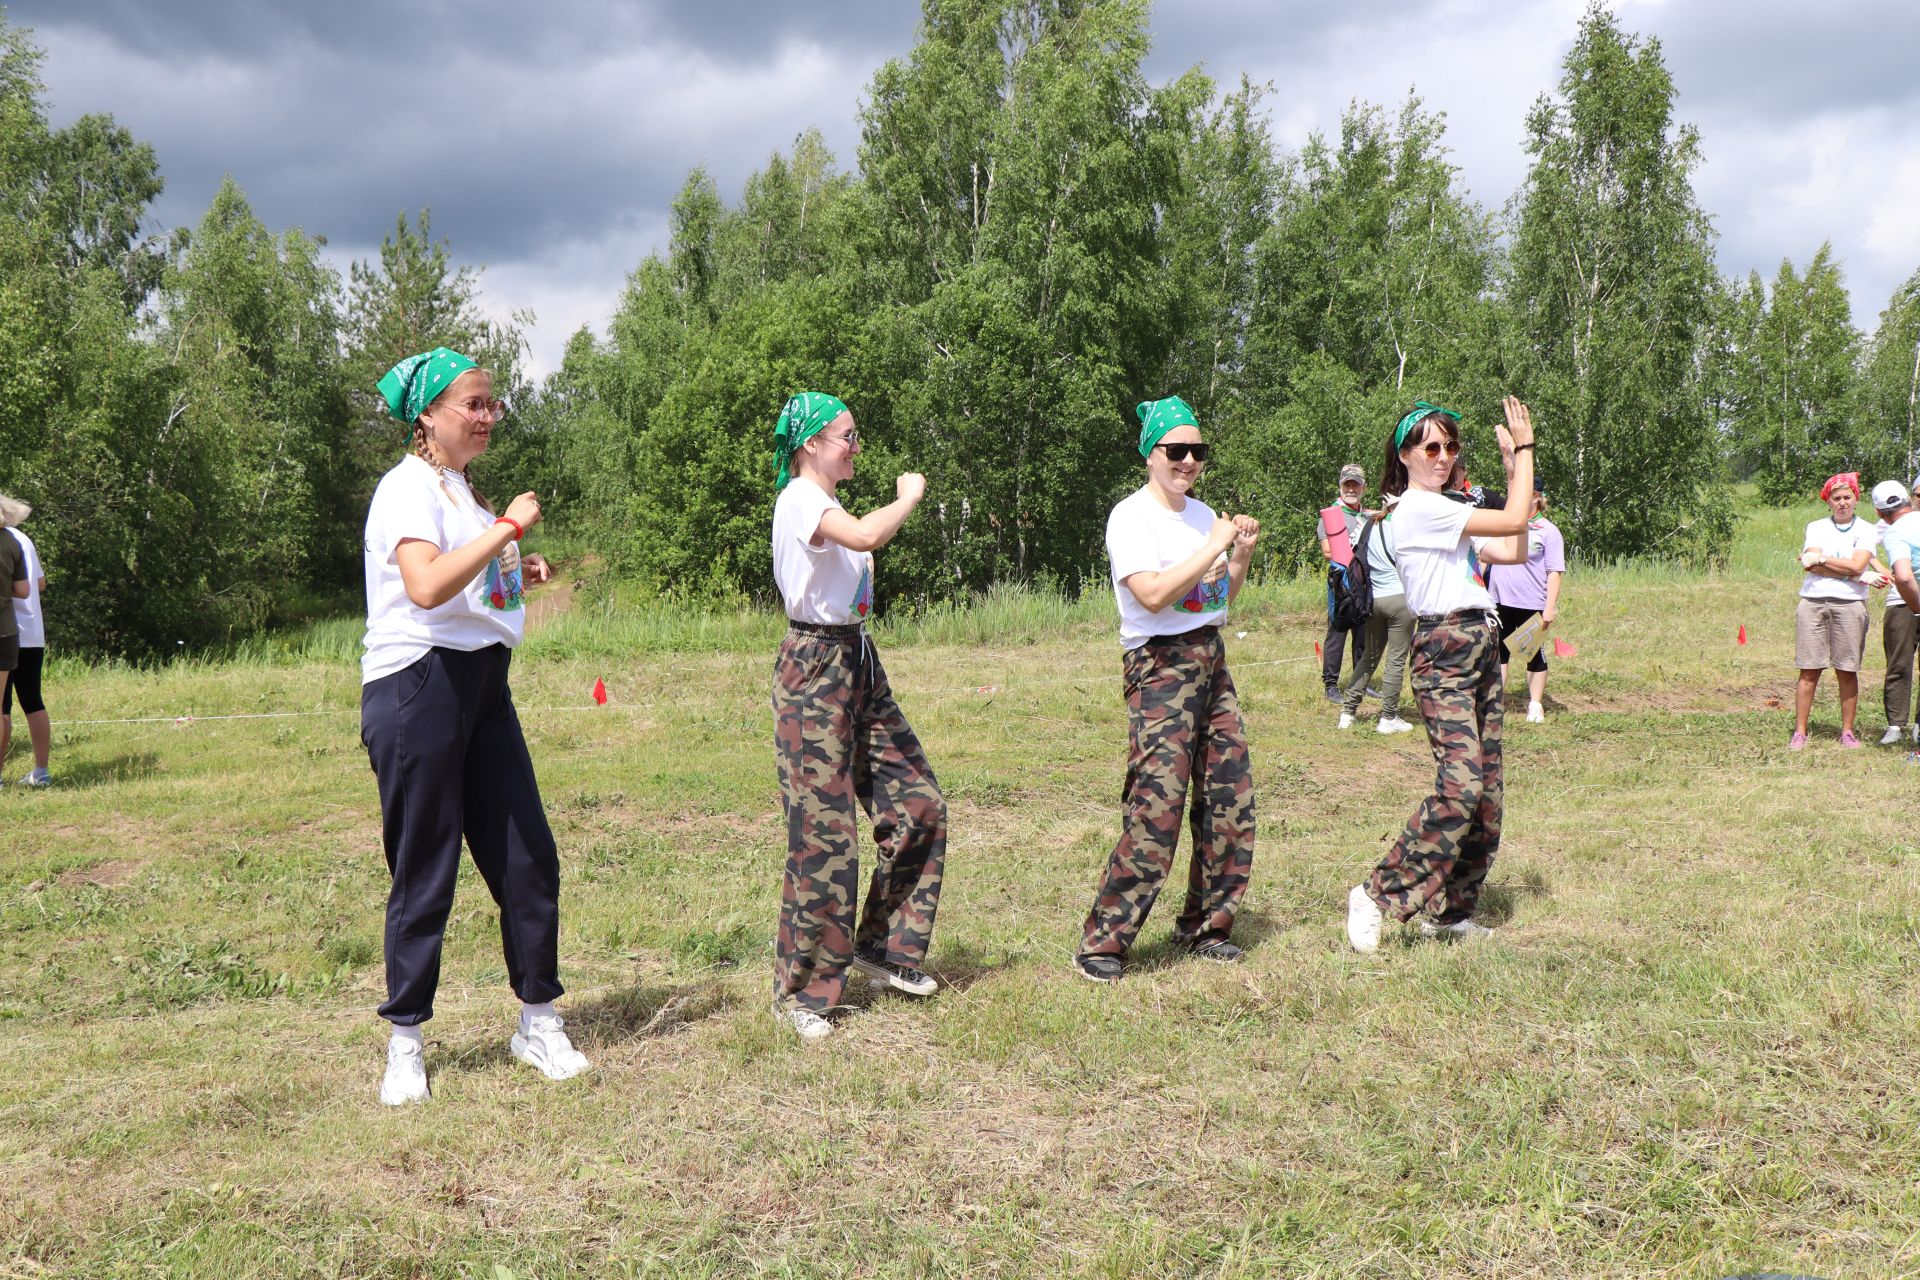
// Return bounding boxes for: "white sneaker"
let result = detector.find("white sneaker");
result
[1376,715,1414,735]
[379,1036,429,1106]
[777,1002,833,1041]
[1346,884,1383,954]
[1526,702,1545,724]
[23,767,49,788]
[1883,725,1907,746]
[510,1013,592,1080]
[1418,917,1494,942]
[1337,711,1355,730]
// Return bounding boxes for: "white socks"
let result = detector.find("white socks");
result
[520,1001,557,1032]
[390,1023,423,1048]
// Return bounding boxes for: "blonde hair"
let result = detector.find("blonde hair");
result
[0,495,31,528]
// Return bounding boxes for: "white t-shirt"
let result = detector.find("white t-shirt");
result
[361,454,525,684]
[771,478,875,625]
[9,529,43,647]
[1800,516,1877,602]
[1392,488,1495,618]
[1106,486,1231,649]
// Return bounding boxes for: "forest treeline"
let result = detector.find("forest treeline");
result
[2,1,1916,656]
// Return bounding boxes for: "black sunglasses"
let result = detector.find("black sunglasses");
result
[1155,442,1211,463]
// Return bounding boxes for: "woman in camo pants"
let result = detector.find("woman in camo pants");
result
[767,392,947,1042]
[1346,397,1540,953]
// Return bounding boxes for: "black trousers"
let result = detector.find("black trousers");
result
[1495,604,1549,673]
[361,644,563,1025]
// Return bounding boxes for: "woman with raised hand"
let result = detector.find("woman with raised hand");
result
[1074,396,1259,984]
[1346,398,1536,954]
[769,391,947,1042]
[360,347,586,1106]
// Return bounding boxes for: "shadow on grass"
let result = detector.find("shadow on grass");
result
[1476,866,1552,927]
[36,753,161,789]
[560,980,737,1046]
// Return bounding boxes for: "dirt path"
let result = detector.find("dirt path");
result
[526,574,577,628]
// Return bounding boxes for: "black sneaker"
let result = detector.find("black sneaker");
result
[850,954,939,996]
[1184,938,1244,963]
[1323,685,1342,703]
[1074,954,1123,983]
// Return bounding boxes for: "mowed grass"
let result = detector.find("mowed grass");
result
[5,500,1920,1279]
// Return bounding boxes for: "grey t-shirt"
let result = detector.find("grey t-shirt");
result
[0,531,22,639]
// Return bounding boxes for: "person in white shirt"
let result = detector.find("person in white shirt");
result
[359,347,587,1106]
[1346,398,1537,954]
[1790,473,1879,749]
[1073,396,1260,984]
[0,498,50,786]
[768,391,946,1042]
[1870,480,1920,745]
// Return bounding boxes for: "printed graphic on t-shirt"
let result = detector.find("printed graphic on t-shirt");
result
[1176,565,1231,614]
[484,558,525,612]
[850,561,873,619]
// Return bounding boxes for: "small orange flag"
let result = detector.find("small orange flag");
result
[1737,625,1747,646]
[1314,641,1323,657]
[592,678,608,705]
[1553,637,1576,658]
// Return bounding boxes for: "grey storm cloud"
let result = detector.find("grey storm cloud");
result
[7,0,1915,371]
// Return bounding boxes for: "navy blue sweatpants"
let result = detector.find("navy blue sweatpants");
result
[360,644,563,1025]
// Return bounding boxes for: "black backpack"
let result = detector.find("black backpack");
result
[1332,516,1382,631]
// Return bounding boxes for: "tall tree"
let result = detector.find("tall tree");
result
[1723,245,1862,499]
[1859,265,1920,484]
[1503,3,1724,558]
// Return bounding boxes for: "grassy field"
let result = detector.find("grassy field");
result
[5,500,1920,1278]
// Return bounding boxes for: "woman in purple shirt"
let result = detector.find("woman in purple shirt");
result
[1487,478,1565,723]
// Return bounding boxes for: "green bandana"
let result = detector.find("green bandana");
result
[1394,401,1461,451]
[377,347,479,426]
[1136,396,1200,458]
[772,391,849,488]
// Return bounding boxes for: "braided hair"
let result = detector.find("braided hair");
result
[412,401,495,515]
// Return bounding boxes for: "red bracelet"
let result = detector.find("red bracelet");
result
[494,516,523,541]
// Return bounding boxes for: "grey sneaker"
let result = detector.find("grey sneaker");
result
[1883,725,1907,746]
[1183,937,1243,963]
[1074,954,1123,983]
[850,953,938,997]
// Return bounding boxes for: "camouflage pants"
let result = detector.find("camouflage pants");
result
[1080,627,1256,958]
[1367,610,1503,925]
[772,625,946,1012]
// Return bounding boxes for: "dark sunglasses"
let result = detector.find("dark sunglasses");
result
[1156,442,1211,463]
[1416,439,1461,459]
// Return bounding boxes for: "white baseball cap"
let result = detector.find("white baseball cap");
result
[1872,479,1910,511]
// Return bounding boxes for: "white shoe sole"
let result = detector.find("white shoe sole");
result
[1418,919,1494,942]
[849,954,938,996]
[510,1033,591,1080]
[1346,884,1382,953]
[774,1002,834,1040]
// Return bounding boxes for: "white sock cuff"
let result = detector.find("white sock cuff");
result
[390,1024,423,1046]
[520,1001,557,1026]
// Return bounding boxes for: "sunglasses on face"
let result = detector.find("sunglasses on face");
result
[1415,439,1461,459]
[1156,442,1210,463]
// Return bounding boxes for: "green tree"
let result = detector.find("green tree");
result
[1859,265,1920,484]
[1723,245,1862,499]
[1503,3,1725,559]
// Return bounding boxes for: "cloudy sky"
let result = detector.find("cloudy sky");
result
[11,0,1917,377]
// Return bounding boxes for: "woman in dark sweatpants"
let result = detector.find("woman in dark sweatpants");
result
[360,346,587,1105]
[768,392,947,1042]
[1346,397,1538,952]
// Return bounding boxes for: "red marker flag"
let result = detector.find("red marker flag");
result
[592,678,608,705]
[1314,641,1323,657]
[1737,625,1747,646]
[1553,637,1576,658]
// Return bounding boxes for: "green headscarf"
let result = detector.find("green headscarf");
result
[1394,401,1461,451]
[378,347,479,426]
[1136,396,1199,458]
[772,391,850,488]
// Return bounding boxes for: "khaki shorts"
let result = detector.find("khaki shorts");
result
[1795,597,1869,671]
